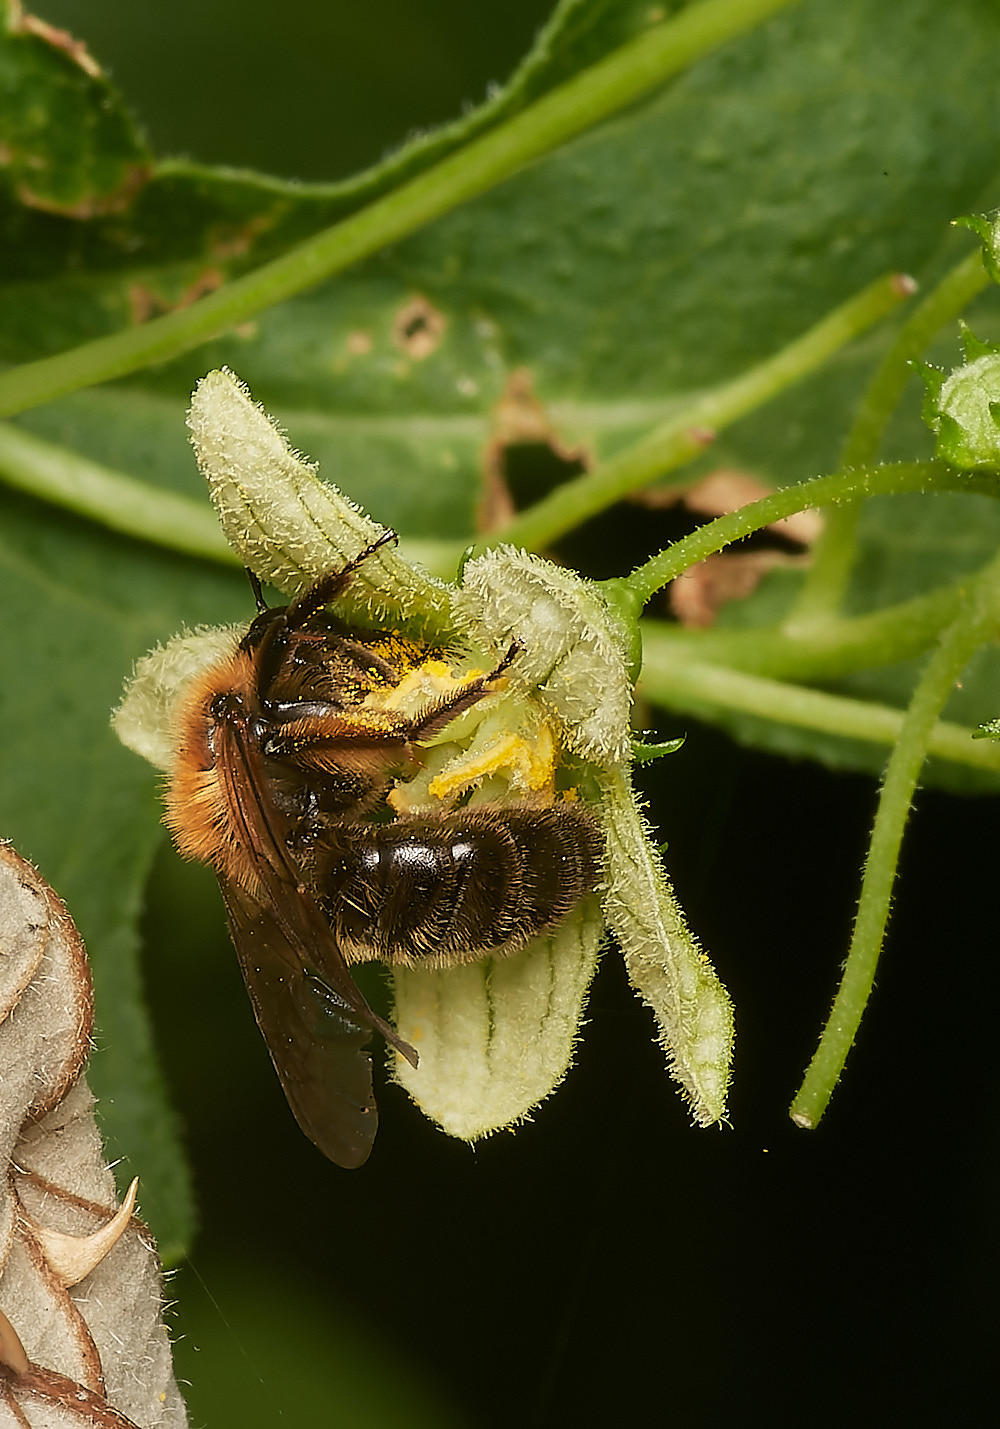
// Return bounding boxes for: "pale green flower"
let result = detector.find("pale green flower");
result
[917,323,1000,473]
[114,369,734,1140]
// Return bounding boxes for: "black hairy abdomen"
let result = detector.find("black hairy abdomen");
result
[318,806,601,962]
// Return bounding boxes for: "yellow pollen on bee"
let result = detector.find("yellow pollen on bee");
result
[372,659,470,712]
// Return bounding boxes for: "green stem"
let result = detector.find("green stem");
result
[619,460,997,608]
[789,554,1000,1128]
[482,272,915,557]
[637,652,1000,774]
[842,247,989,470]
[0,0,797,419]
[0,421,237,564]
[1,304,942,577]
[793,247,989,623]
[639,577,966,685]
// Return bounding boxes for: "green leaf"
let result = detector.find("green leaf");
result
[974,715,1000,740]
[0,0,667,290]
[0,484,249,1256]
[4,0,1000,1246]
[918,326,1000,471]
[632,736,686,762]
[956,212,1000,287]
[0,1,151,223]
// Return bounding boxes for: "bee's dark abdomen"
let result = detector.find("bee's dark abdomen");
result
[503,806,603,939]
[338,818,517,958]
[322,806,602,965]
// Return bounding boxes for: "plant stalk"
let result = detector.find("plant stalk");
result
[792,246,990,624]
[789,556,1000,1127]
[637,652,1000,775]
[0,0,797,419]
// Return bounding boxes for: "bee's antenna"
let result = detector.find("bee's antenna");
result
[490,638,523,682]
[245,568,268,615]
[286,530,400,630]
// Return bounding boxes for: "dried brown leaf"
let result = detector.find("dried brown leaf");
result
[478,369,590,533]
[669,549,809,628]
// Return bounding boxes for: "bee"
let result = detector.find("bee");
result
[165,533,602,1167]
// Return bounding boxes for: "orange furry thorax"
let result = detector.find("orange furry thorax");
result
[164,646,261,886]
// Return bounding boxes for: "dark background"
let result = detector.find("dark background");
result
[36,2,998,1423]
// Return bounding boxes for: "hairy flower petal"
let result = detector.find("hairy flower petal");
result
[112,626,241,772]
[391,899,603,1139]
[598,764,733,1125]
[456,546,633,764]
[189,369,453,633]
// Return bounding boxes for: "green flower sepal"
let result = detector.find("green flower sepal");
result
[955,213,1000,288]
[973,715,1000,741]
[114,370,734,1142]
[916,323,1000,473]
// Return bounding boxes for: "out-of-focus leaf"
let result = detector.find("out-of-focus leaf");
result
[172,1262,469,1429]
[0,0,151,224]
[0,0,667,289]
[0,485,249,1256]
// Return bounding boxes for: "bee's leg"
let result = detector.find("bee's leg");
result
[285,530,399,631]
[404,640,523,744]
[268,642,521,754]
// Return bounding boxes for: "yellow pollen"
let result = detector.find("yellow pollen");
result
[428,723,556,800]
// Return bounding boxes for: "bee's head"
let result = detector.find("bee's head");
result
[239,602,289,655]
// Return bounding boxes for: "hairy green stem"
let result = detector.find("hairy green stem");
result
[0,0,796,420]
[793,247,989,623]
[789,555,1000,1128]
[0,421,237,563]
[637,652,1000,774]
[841,247,989,471]
[483,272,915,556]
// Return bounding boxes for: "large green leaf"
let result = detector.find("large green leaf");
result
[0,0,665,289]
[2,0,1000,1254]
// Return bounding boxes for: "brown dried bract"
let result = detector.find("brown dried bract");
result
[0,1309,29,1378]
[0,1361,142,1428]
[0,844,186,1426]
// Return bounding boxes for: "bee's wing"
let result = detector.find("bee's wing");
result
[220,875,379,1168]
[214,713,417,1168]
